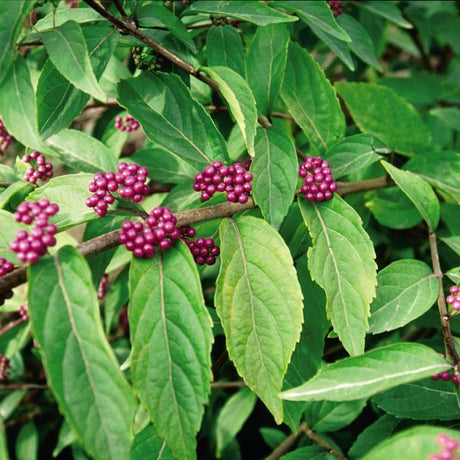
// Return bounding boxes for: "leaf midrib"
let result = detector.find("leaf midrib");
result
[54,253,114,459]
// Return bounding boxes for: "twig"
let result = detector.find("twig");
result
[0,176,393,297]
[0,383,48,391]
[429,231,460,366]
[211,381,246,389]
[266,422,347,460]
[0,318,25,337]
[82,0,271,129]
[112,0,130,22]
[212,349,229,378]
[83,101,121,111]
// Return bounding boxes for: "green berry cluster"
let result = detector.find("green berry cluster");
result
[131,47,164,72]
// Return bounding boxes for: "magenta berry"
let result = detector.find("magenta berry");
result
[0,354,9,382]
[23,151,54,184]
[86,162,149,216]
[433,434,460,460]
[119,207,180,258]
[115,115,140,132]
[447,285,460,311]
[0,258,14,306]
[63,0,79,8]
[328,0,343,17]
[193,160,252,204]
[10,200,59,263]
[0,118,12,154]
[98,274,109,300]
[299,156,337,202]
[18,305,28,322]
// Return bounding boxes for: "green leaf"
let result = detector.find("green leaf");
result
[357,1,412,29]
[0,181,33,213]
[186,1,298,25]
[362,426,460,460]
[0,165,19,182]
[129,242,213,460]
[0,1,34,85]
[369,260,438,334]
[53,422,78,458]
[0,210,27,262]
[251,127,298,229]
[15,422,38,460]
[308,23,355,71]
[0,56,52,154]
[304,399,367,433]
[215,216,304,423]
[117,72,228,169]
[206,26,246,77]
[28,246,136,460]
[203,66,257,157]
[216,388,257,456]
[130,425,174,460]
[441,236,460,257]
[281,446,336,460]
[430,107,460,131]
[130,147,198,184]
[41,21,106,101]
[337,14,382,71]
[382,161,440,230]
[104,266,129,335]
[281,343,451,402]
[27,173,96,230]
[349,415,402,459]
[273,1,350,41]
[0,391,27,420]
[373,378,460,421]
[35,8,104,30]
[281,42,345,153]
[299,196,377,356]
[47,129,117,173]
[137,3,196,53]
[405,151,460,204]
[335,82,430,156]
[446,267,460,285]
[366,187,423,230]
[37,25,118,139]
[0,418,8,460]
[323,134,383,179]
[247,23,289,116]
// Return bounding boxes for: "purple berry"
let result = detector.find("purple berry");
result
[299,156,337,203]
[114,114,140,132]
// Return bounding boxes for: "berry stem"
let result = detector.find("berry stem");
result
[111,0,130,22]
[266,421,348,460]
[0,177,392,297]
[0,317,25,338]
[429,230,460,366]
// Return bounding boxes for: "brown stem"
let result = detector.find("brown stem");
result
[112,0,130,22]
[0,318,25,337]
[83,101,121,111]
[0,383,48,391]
[266,422,347,460]
[211,381,246,389]
[429,231,460,366]
[212,349,229,379]
[83,0,271,129]
[0,176,392,297]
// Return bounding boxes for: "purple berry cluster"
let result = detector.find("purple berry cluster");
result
[185,237,220,265]
[98,274,108,300]
[299,156,337,202]
[0,354,9,382]
[447,286,460,311]
[430,434,460,460]
[328,0,343,17]
[23,151,54,184]
[0,118,12,154]
[86,162,149,217]
[10,200,59,263]
[180,226,220,265]
[0,258,14,306]
[115,115,140,132]
[119,207,180,258]
[18,305,28,322]
[431,370,460,385]
[193,160,253,203]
